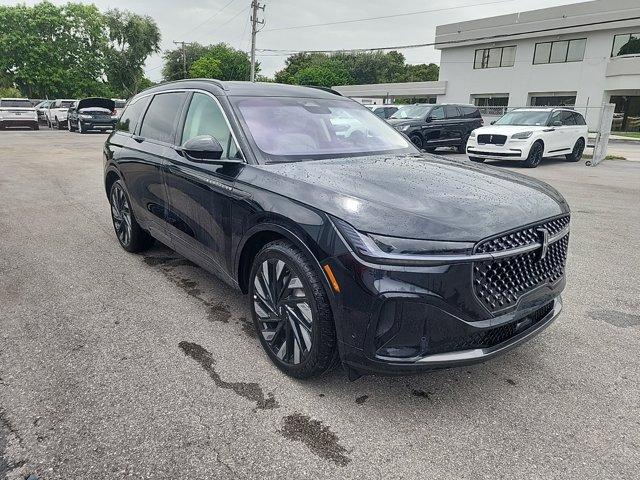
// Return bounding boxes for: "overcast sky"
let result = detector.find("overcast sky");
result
[3,0,590,80]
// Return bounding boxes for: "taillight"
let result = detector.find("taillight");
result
[111,109,117,116]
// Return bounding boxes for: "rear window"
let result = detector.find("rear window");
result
[139,93,187,143]
[444,105,460,119]
[460,106,481,118]
[114,100,126,108]
[0,99,32,108]
[116,96,151,133]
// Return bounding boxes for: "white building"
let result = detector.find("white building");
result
[334,0,640,132]
[435,0,640,130]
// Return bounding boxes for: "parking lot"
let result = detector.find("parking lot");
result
[1,130,638,479]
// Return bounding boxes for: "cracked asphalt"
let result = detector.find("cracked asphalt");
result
[1,130,639,479]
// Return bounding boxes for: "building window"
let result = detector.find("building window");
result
[533,39,586,64]
[612,33,640,57]
[474,46,516,69]
[610,96,640,132]
[472,95,509,116]
[530,95,576,107]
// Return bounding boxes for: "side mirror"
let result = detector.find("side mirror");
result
[552,121,562,127]
[425,116,433,123]
[178,135,240,164]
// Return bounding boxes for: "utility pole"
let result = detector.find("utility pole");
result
[250,0,265,82]
[173,41,189,79]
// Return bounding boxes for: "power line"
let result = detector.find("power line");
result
[257,15,640,55]
[261,0,518,32]
[176,0,238,39]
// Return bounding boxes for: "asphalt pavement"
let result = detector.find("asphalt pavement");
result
[1,130,639,479]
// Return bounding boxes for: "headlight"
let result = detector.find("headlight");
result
[395,124,411,132]
[79,114,92,119]
[469,131,476,138]
[332,217,475,266]
[512,131,533,139]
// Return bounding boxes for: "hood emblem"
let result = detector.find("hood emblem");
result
[536,228,550,261]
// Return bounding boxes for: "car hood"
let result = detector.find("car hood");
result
[78,97,115,111]
[245,155,569,242]
[387,119,421,127]
[473,125,549,136]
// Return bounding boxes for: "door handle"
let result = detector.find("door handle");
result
[133,135,144,143]
[543,128,555,132]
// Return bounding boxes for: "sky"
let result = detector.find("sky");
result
[2,0,590,81]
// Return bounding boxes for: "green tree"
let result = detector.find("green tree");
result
[274,50,439,87]
[104,9,161,98]
[0,2,108,98]
[164,42,256,82]
[189,54,222,79]
[0,86,23,98]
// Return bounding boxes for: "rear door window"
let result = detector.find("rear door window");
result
[116,96,151,133]
[444,105,460,119]
[560,111,576,126]
[430,106,445,120]
[139,92,187,143]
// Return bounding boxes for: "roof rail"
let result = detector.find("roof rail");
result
[161,78,227,90]
[306,86,343,96]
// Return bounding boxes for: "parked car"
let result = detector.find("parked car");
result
[387,103,483,153]
[367,105,400,119]
[112,98,127,118]
[33,100,53,123]
[68,97,118,133]
[46,99,76,129]
[466,108,588,168]
[0,98,39,130]
[104,80,569,379]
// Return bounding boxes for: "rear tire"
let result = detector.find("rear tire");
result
[524,141,544,168]
[566,138,585,162]
[457,136,469,154]
[109,179,154,253]
[249,240,338,379]
[469,156,485,163]
[32,124,39,131]
[56,117,64,130]
[68,120,75,132]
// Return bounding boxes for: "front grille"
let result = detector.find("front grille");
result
[476,216,570,254]
[473,216,570,312]
[477,134,507,145]
[427,302,554,355]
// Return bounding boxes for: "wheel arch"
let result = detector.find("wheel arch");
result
[104,168,121,197]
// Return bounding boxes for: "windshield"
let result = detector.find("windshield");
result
[390,105,431,119]
[0,99,32,108]
[233,97,416,163]
[58,101,75,108]
[496,110,551,126]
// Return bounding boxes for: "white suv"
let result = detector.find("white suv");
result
[466,108,588,168]
[46,99,76,129]
[0,98,39,130]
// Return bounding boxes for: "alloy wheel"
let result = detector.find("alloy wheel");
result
[110,184,132,246]
[573,139,585,159]
[531,143,543,166]
[252,259,313,365]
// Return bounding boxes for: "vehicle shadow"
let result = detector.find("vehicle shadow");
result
[140,242,544,413]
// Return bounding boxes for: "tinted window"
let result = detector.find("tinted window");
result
[181,93,239,159]
[116,96,151,133]
[59,101,74,108]
[140,93,186,143]
[0,99,32,108]
[461,106,481,118]
[430,106,445,120]
[444,105,460,119]
[560,111,576,125]
[573,112,586,126]
[549,111,563,125]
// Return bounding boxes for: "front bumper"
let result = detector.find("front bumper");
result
[81,119,117,130]
[326,238,566,376]
[466,139,531,160]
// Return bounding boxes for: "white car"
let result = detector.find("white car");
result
[46,99,76,129]
[466,108,588,168]
[0,98,39,130]
[112,98,127,118]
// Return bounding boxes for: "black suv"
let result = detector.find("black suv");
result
[388,103,483,153]
[104,80,569,379]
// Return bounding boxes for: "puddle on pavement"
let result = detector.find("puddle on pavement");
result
[280,413,351,466]
[589,309,640,328]
[178,341,278,410]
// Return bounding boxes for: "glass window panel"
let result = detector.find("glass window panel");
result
[181,93,238,159]
[534,42,552,64]
[139,93,186,143]
[567,39,586,62]
[487,48,502,68]
[474,49,484,69]
[501,46,516,66]
[612,34,631,57]
[550,41,569,63]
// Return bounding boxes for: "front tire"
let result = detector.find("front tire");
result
[56,117,64,130]
[566,138,585,162]
[409,134,423,150]
[524,141,544,168]
[109,180,153,253]
[249,240,338,379]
